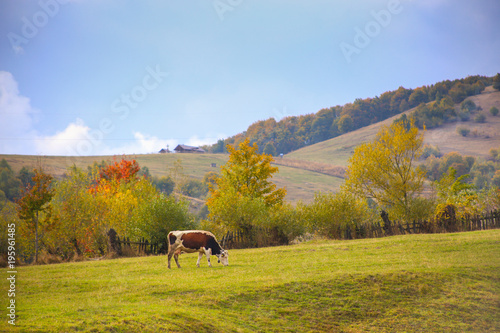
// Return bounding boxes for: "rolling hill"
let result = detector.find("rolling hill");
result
[286,86,500,167]
[1,88,499,203]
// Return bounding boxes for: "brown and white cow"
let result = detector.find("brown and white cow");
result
[167,230,229,268]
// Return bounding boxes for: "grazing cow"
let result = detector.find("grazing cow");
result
[167,230,229,268]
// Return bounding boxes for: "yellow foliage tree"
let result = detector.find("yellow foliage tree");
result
[345,120,426,221]
[206,139,286,234]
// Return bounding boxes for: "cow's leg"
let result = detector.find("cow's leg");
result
[174,253,181,268]
[204,248,212,267]
[196,252,203,267]
[167,250,173,269]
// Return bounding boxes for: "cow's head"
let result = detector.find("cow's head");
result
[217,250,229,266]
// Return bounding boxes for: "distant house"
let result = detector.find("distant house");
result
[159,146,171,153]
[174,144,205,153]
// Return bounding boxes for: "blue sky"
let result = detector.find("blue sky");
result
[0,0,499,156]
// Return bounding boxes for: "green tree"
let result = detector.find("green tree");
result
[179,179,208,198]
[493,73,500,91]
[19,166,35,188]
[50,166,95,257]
[152,176,175,195]
[489,106,499,116]
[17,168,54,263]
[133,194,194,245]
[338,114,353,134]
[263,142,277,156]
[0,159,22,201]
[212,139,227,153]
[408,88,428,107]
[345,120,425,221]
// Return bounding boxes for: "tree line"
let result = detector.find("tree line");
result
[205,75,495,155]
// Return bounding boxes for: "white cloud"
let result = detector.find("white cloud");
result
[34,118,94,156]
[0,71,38,154]
[98,132,178,156]
[0,71,219,156]
[186,135,222,148]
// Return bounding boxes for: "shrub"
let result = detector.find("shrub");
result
[474,113,486,123]
[263,203,307,245]
[421,144,442,159]
[132,194,195,245]
[179,179,208,198]
[460,100,476,112]
[489,106,499,116]
[456,127,470,137]
[304,190,375,239]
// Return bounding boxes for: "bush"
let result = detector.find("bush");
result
[421,144,442,159]
[460,100,476,112]
[179,179,208,198]
[489,106,499,116]
[266,203,307,244]
[457,110,471,121]
[304,191,375,239]
[132,194,195,245]
[474,113,486,123]
[457,127,470,137]
[152,176,175,195]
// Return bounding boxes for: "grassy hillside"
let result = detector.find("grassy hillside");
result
[2,230,499,332]
[0,152,343,203]
[286,87,500,166]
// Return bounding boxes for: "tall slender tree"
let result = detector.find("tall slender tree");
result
[17,168,54,263]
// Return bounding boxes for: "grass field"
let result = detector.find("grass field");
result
[2,230,499,332]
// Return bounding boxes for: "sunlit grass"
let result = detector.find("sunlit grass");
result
[2,230,499,332]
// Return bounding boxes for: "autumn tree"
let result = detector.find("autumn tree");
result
[50,166,95,257]
[206,139,286,237]
[345,119,426,221]
[493,73,500,91]
[96,158,140,184]
[433,167,479,220]
[17,168,54,263]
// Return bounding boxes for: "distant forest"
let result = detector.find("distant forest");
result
[205,74,497,155]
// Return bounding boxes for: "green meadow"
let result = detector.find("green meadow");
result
[2,230,499,332]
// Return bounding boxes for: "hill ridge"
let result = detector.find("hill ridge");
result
[285,87,500,167]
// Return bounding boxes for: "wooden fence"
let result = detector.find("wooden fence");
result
[220,227,288,249]
[107,229,166,256]
[107,210,500,254]
[220,209,500,248]
[338,209,500,241]
[118,237,163,254]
